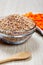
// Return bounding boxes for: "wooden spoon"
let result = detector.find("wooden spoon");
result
[0,52,31,64]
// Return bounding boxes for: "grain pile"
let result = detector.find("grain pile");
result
[0,14,35,35]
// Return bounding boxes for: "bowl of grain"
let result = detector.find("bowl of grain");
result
[0,14,36,44]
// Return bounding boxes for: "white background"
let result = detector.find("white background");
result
[0,0,43,16]
[0,0,43,65]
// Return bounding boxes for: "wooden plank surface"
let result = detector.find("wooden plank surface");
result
[0,32,43,65]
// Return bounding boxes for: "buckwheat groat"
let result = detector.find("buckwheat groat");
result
[0,14,35,35]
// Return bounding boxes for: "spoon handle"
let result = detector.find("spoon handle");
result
[0,56,22,64]
[0,52,31,64]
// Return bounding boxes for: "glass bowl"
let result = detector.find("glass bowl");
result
[0,16,36,44]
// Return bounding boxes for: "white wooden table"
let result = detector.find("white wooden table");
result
[0,0,43,65]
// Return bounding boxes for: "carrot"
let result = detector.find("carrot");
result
[24,12,43,30]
